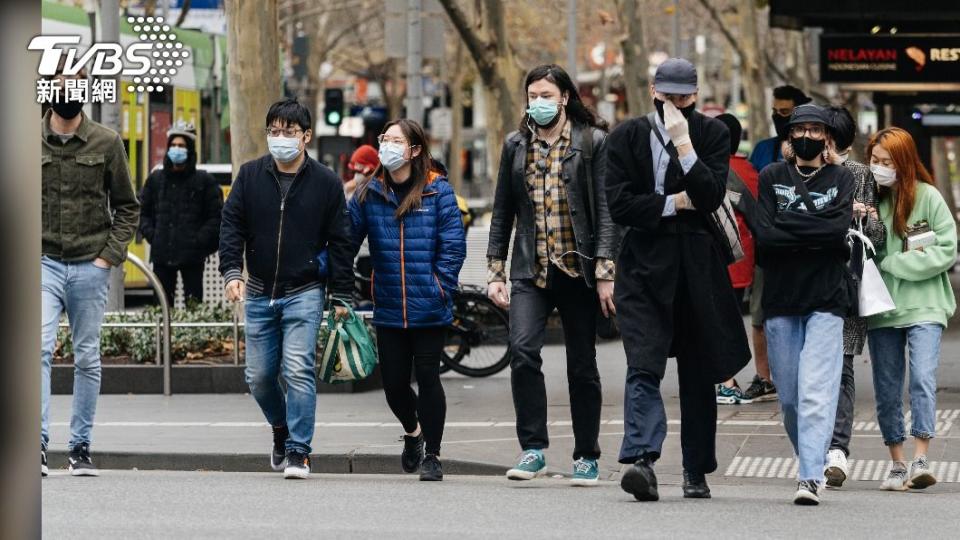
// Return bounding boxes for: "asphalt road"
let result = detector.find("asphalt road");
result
[42,471,959,539]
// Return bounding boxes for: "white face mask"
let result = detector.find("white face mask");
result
[871,164,897,187]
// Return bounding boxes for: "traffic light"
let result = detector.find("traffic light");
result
[324,88,344,127]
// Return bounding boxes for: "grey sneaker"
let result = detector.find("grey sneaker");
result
[907,455,937,490]
[880,462,909,491]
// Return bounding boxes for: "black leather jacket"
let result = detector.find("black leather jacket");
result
[486,122,620,288]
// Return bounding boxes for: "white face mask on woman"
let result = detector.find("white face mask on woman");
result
[871,164,898,187]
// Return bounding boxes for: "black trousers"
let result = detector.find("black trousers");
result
[153,262,205,307]
[375,326,447,455]
[830,353,856,456]
[509,270,602,460]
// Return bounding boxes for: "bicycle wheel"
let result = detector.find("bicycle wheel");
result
[442,292,510,377]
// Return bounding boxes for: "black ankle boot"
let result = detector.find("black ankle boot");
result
[682,470,711,499]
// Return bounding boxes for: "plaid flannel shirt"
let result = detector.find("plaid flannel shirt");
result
[488,121,614,286]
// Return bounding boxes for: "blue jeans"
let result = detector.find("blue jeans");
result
[765,312,844,481]
[867,324,942,446]
[41,256,111,450]
[244,287,323,454]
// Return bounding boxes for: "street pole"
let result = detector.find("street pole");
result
[405,0,424,124]
[567,0,577,81]
[100,0,125,311]
[672,0,680,57]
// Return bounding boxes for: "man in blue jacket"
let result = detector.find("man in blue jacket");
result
[219,98,352,480]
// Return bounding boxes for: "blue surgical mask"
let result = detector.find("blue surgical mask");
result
[378,142,408,172]
[525,97,561,127]
[267,136,302,163]
[167,146,188,165]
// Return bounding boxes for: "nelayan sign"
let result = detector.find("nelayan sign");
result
[820,34,960,83]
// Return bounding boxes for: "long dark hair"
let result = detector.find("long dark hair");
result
[518,64,608,134]
[359,118,433,219]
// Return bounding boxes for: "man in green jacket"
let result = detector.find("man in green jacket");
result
[40,67,140,478]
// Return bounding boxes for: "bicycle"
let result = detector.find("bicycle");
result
[353,264,511,377]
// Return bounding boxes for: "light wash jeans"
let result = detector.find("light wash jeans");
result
[867,324,942,446]
[244,287,323,454]
[765,312,844,481]
[41,256,111,450]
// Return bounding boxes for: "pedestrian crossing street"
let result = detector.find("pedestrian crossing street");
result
[724,455,960,483]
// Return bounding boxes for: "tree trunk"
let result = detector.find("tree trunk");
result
[448,41,466,192]
[439,0,523,184]
[615,0,651,117]
[737,0,768,148]
[225,0,281,166]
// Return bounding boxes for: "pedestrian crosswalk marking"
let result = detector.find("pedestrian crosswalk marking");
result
[725,456,960,483]
[47,409,958,431]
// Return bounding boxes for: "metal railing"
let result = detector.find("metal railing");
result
[55,251,374,395]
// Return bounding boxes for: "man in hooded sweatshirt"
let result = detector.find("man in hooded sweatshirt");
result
[139,121,223,306]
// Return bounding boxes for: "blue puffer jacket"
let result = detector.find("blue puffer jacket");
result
[349,172,466,328]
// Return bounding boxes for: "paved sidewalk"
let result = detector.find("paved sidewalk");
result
[46,326,960,483]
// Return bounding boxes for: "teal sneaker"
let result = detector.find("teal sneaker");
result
[506,449,547,480]
[570,457,600,486]
[716,380,753,405]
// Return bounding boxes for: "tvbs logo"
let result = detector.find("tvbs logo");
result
[29,16,187,103]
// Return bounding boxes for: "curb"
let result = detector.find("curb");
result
[47,450,509,476]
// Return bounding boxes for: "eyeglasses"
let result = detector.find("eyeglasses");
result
[789,125,825,138]
[377,134,408,145]
[264,127,304,138]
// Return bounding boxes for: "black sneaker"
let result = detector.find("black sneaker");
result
[283,451,310,480]
[794,480,821,505]
[419,454,443,481]
[743,374,778,402]
[620,457,659,502]
[68,443,99,477]
[271,424,289,471]
[42,448,48,477]
[401,433,425,473]
[682,470,711,499]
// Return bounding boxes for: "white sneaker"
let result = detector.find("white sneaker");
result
[880,462,908,491]
[824,449,848,488]
[907,455,937,490]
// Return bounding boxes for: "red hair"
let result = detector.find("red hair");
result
[866,127,934,237]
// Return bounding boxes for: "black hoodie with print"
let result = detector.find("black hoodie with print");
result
[755,161,855,319]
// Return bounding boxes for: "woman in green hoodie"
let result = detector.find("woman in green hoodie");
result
[867,127,957,492]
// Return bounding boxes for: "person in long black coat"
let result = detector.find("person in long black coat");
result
[604,58,751,502]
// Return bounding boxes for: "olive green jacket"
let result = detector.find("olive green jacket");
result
[41,110,140,266]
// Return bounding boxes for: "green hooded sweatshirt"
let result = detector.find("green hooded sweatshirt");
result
[868,182,957,330]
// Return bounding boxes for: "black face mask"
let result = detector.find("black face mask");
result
[51,97,84,120]
[654,98,695,123]
[790,136,825,161]
[772,114,790,139]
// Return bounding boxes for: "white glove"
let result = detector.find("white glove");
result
[675,191,696,211]
[663,100,691,148]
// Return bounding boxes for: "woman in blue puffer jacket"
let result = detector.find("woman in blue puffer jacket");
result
[349,119,466,481]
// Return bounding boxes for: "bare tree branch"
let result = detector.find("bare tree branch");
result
[175,0,191,27]
[438,0,495,82]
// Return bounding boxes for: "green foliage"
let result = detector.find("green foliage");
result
[55,300,242,364]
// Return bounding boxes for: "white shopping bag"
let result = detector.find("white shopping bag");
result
[848,227,896,317]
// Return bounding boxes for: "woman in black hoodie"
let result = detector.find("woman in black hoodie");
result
[755,104,854,506]
[139,122,223,306]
